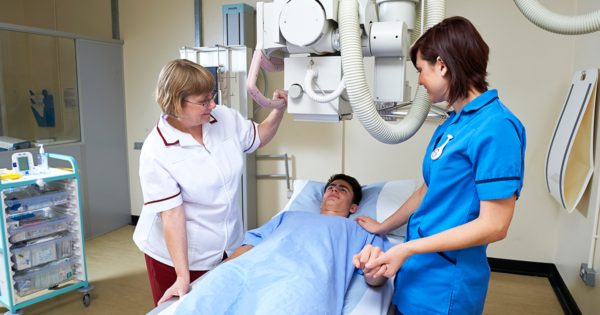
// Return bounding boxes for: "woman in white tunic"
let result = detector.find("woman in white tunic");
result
[133,59,287,306]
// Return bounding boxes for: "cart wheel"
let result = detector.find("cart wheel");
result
[83,294,90,307]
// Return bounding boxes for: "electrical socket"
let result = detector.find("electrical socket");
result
[580,263,596,286]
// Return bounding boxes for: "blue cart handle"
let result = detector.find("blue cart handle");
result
[47,153,79,174]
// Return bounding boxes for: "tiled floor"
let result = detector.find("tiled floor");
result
[0,225,564,315]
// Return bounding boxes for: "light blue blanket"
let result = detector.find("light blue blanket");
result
[175,211,390,315]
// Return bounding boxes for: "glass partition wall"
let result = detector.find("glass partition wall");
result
[0,29,80,150]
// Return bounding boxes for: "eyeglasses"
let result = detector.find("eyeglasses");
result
[184,92,217,107]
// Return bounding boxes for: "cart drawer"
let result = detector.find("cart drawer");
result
[13,258,78,297]
[8,212,74,244]
[6,190,71,213]
[11,233,74,271]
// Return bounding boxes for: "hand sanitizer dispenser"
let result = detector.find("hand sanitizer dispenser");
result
[38,144,48,174]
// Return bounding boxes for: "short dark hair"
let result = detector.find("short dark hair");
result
[410,16,489,106]
[324,174,362,206]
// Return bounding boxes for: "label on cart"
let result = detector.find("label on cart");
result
[58,267,72,281]
[15,251,31,270]
[28,201,52,210]
[35,246,56,265]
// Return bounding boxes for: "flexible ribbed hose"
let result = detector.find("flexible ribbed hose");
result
[426,0,445,29]
[410,0,424,45]
[339,0,445,144]
[304,70,347,103]
[514,0,600,35]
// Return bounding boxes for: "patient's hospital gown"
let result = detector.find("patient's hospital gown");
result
[175,211,390,315]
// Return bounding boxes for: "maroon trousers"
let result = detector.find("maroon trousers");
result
[144,252,228,306]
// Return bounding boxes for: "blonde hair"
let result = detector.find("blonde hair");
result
[155,59,216,118]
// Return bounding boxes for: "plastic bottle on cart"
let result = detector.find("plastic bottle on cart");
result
[37,144,49,174]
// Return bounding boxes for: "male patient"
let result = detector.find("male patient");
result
[175,174,390,315]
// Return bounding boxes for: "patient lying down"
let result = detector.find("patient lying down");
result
[175,174,390,315]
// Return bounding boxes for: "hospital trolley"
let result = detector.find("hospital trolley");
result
[0,153,93,314]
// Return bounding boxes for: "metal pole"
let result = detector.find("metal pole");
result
[195,0,203,47]
[283,154,290,192]
[111,0,120,40]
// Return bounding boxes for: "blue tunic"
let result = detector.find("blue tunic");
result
[393,90,526,315]
[176,211,390,315]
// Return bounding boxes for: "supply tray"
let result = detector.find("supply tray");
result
[45,179,76,191]
[8,212,74,244]
[11,233,74,271]
[5,190,71,213]
[13,258,78,297]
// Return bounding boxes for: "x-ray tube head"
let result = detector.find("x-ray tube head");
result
[377,0,418,29]
[280,0,327,47]
[247,0,442,141]
[279,0,338,54]
[369,22,409,58]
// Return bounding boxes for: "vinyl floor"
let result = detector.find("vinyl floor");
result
[0,225,564,315]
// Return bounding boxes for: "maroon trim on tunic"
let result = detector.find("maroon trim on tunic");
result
[156,120,180,146]
[210,114,218,124]
[144,192,181,206]
[244,122,257,153]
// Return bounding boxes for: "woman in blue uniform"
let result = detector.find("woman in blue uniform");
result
[353,16,526,315]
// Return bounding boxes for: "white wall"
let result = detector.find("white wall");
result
[248,0,575,265]
[3,0,591,311]
[554,0,600,313]
[441,0,575,262]
[123,0,600,285]
[0,0,112,39]
[202,0,345,225]
[124,0,578,264]
[120,0,195,216]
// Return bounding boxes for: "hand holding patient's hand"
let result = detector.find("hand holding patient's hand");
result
[364,243,413,279]
[354,216,383,234]
[353,245,386,275]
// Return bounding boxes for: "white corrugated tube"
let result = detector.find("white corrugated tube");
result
[426,0,445,29]
[338,0,445,144]
[514,0,600,35]
[304,70,347,103]
[410,0,423,44]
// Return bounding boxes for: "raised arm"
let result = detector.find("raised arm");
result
[257,90,287,148]
[158,204,189,305]
[355,183,428,234]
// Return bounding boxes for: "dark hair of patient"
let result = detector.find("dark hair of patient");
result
[324,174,362,206]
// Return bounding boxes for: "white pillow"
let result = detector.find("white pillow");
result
[375,180,420,237]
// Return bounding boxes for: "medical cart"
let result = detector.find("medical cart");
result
[0,153,93,315]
